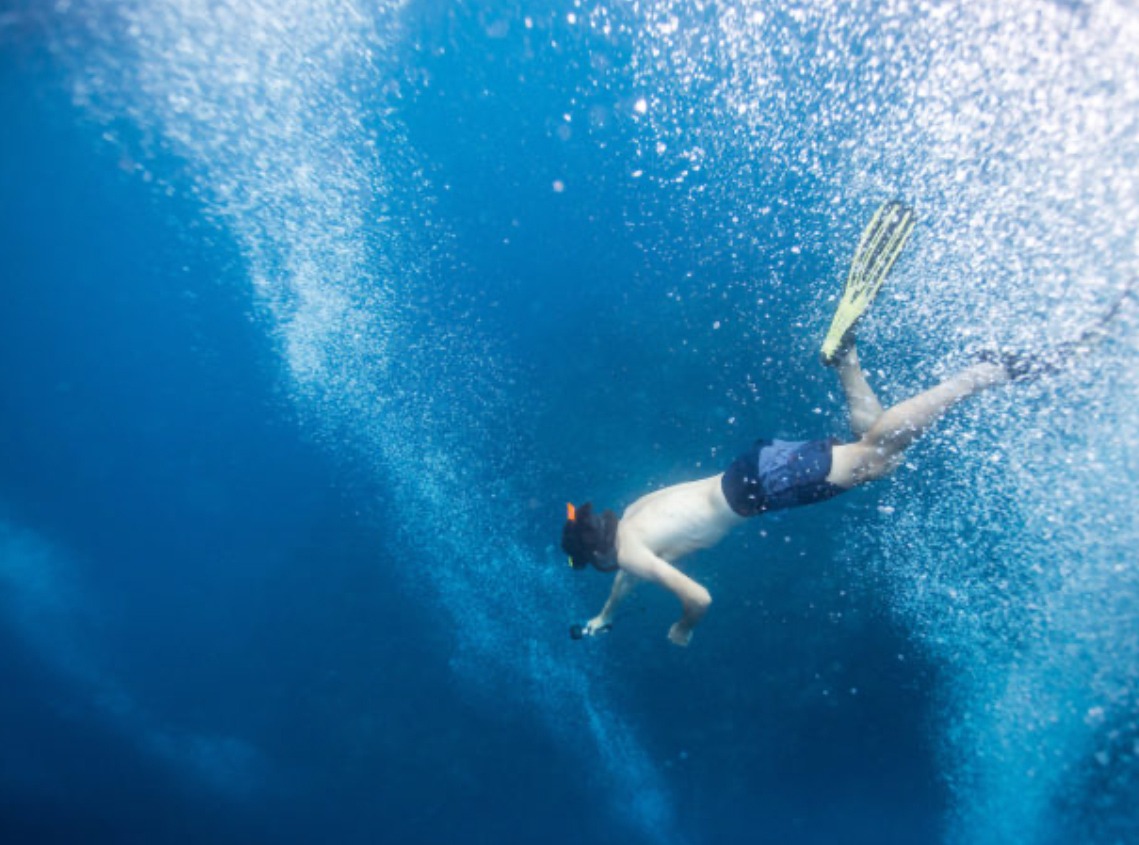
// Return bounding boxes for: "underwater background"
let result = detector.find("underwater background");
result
[2,1,1138,843]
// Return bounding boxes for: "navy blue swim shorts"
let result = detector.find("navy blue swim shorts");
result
[720,438,846,517]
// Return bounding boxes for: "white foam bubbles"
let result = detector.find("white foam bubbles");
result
[52,1,678,839]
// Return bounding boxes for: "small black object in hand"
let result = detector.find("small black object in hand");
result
[570,622,612,640]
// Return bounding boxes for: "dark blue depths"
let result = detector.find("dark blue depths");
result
[1,10,948,845]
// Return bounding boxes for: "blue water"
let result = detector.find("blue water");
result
[3,2,1139,843]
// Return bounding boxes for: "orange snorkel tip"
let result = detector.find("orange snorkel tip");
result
[565,503,577,567]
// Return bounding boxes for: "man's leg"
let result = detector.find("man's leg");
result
[829,360,1009,486]
[835,343,885,436]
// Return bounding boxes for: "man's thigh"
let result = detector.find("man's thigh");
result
[828,441,901,487]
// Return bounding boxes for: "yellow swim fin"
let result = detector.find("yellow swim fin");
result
[820,200,916,365]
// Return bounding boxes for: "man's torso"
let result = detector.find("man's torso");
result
[617,475,744,564]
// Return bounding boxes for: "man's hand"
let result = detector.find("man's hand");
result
[668,620,694,647]
[583,615,613,637]
[667,584,712,646]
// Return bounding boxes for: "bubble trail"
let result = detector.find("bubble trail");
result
[46,1,678,840]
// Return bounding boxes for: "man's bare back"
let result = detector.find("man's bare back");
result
[618,476,744,564]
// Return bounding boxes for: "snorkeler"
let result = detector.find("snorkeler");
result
[562,202,1130,647]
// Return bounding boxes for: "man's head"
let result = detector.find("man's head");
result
[562,502,619,572]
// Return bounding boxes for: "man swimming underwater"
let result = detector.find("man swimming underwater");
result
[562,201,1127,647]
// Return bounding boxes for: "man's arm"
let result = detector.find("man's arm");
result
[618,543,712,647]
[583,569,638,635]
